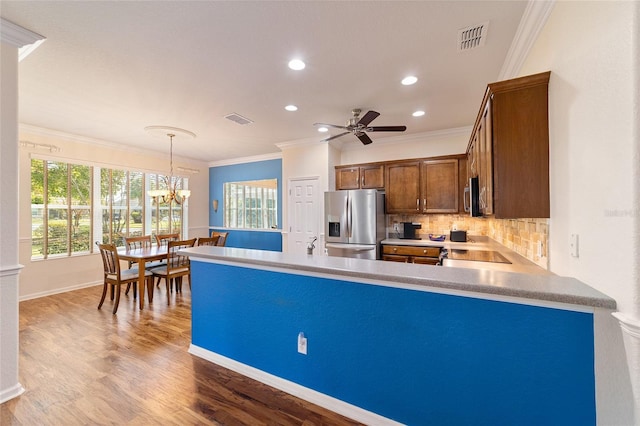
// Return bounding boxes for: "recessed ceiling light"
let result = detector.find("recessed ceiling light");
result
[412,110,426,117]
[402,76,418,86]
[285,105,298,112]
[317,127,329,133]
[288,59,306,70]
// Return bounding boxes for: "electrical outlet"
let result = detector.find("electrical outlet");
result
[297,332,307,355]
[393,222,399,232]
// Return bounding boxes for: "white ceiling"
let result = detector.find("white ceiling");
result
[1,1,528,162]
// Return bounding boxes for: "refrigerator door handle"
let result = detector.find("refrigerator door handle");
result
[347,195,353,238]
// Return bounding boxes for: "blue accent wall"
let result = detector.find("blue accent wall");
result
[209,159,282,251]
[192,261,596,425]
[210,228,282,252]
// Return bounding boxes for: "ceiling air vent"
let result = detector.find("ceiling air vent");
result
[224,113,253,125]
[457,21,489,52]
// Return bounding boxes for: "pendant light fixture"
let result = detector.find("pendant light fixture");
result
[145,126,195,205]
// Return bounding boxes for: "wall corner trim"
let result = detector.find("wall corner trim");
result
[499,0,556,80]
[1,18,45,48]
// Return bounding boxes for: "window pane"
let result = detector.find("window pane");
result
[129,172,143,237]
[70,164,92,253]
[100,168,111,244]
[31,159,45,258]
[47,161,68,255]
[223,179,277,229]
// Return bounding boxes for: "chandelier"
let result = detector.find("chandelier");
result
[145,126,195,205]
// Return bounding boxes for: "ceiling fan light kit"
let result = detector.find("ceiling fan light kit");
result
[314,108,407,145]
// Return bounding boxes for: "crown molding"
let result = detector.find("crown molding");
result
[498,0,556,80]
[18,123,203,168]
[1,18,45,48]
[274,136,327,150]
[208,151,282,168]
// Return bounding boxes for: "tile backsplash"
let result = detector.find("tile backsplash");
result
[387,214,549,269]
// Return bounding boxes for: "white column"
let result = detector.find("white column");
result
[613,313,640,423]
[0,18,45,403]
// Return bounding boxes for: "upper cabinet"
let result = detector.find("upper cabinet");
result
[385,155,464,214]
[421,158,459,213]
[467,71,551,218]
[385,161,421,213]
[335,163,385,190]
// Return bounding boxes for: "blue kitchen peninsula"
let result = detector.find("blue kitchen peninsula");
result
[183,246,615,426]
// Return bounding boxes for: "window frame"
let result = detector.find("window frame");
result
[30,156,189,260]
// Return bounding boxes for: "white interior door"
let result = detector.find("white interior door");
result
[287,177,320,254]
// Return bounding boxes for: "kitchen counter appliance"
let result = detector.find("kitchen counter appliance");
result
[325,189,385,259]
[443,249,511,264]
[402,222,422,240]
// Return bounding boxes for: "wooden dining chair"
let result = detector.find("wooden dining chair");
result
[210,231,228,247]
[97,243,153,314]
[155,232,180,247]
[150,238,197,303]
[197,236,220,246]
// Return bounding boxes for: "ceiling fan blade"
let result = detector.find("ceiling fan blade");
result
[356,133,373,145]
[321,131,350,142]
[357,110,380,127]
[314,122,350,130]
[367,125,407,132]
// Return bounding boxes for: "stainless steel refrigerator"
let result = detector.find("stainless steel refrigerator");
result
[324,189,385,259]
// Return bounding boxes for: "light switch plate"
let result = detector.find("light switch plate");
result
[570,234,579,257]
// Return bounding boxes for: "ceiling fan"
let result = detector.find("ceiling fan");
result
[314,109,407,145]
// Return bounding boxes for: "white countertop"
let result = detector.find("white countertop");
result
[182,246,616,310]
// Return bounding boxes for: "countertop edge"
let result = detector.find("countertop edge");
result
[182,247,617,310]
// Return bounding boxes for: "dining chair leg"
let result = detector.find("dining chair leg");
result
[98,283,108,310]
[125,283,131,295]
[165,279,171,305]
[112,285,121,314]
[110,285,115,301]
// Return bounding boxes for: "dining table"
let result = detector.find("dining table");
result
[118,245,168,309]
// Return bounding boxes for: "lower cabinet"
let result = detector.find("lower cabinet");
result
[382,245,441,265]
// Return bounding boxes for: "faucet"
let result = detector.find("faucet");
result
[307,236,318,255]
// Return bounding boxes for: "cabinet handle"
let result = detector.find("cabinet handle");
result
[423,249,427,254]
[416,199,419,211]
[361,176,365,187]
[393,247,397,252]
[423,198,427,212]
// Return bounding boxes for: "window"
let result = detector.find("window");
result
[31,158,188,259]
[31,160,92,258]
[224,179,277,229]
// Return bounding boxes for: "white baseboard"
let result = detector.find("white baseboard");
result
[0,383,25,404]
[19,281,101,302]
[188,344,403,426]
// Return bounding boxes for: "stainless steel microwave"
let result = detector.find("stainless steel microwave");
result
[464,176,482,217]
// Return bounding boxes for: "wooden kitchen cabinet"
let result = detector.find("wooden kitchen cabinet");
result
[421,158,459,213]
[385,161,421,213]
[467,71,550,218]
[385,156,462,214]
[382,245,440,265]
[335,163,384,190]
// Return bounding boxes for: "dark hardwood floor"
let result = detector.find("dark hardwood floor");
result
[0,284,363,425]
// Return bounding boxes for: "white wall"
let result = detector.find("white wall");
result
[17,128,210,300]
[338,127,470,165]
[280,140,333,253]
[519,2,639,424]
